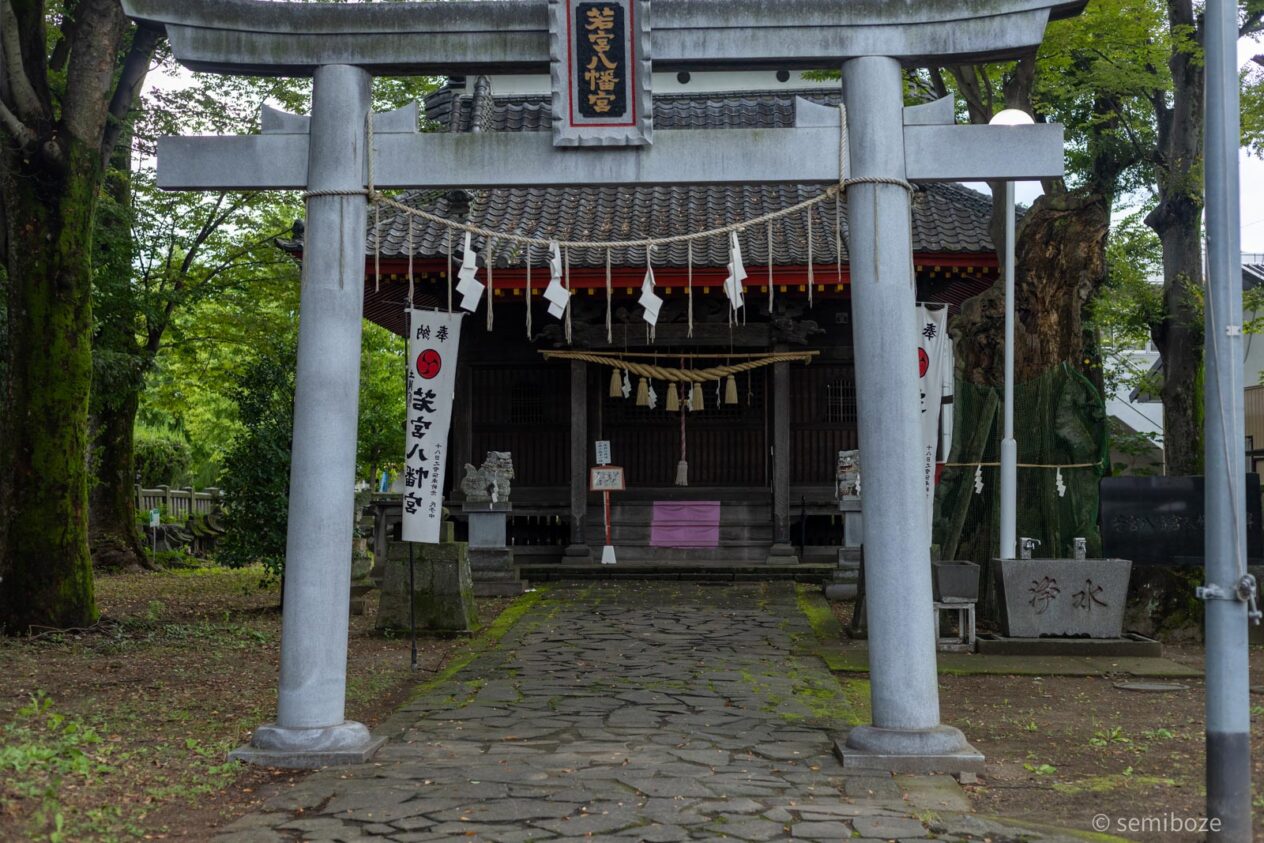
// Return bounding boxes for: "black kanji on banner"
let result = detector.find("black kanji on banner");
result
[575,3,628,119]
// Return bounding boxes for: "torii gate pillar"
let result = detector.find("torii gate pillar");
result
[231,64,386,767]
[837,57,978,769]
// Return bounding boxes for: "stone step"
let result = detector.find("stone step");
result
[473,581,529,597]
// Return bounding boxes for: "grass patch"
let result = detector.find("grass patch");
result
[0,563,516,842]
[794,584,845,649]
[406,587,547,698]
[1052,774,1177,796]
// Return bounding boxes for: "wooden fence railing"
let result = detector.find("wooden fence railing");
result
[136,485,223,520]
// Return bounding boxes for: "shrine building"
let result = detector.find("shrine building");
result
[312,72,1000,569]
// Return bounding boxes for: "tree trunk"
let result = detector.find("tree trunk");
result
[0,139,101,631]
[89,386,148,570]
[1149,211,1204,476]
[1145,0,1206,476]
[953,188,1111,387]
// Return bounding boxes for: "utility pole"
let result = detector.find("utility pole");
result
[1201,1,1260,839]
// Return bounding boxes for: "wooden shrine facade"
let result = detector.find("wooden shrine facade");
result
[300,78,1002,562]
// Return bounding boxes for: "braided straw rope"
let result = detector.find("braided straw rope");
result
[540,349,818,383]
[302,105,914,255]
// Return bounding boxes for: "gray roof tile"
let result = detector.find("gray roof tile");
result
[360,83,995,268]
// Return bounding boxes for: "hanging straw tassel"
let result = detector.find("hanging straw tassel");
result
[486,238,495,332]
[563,245,573,345]
[406,216,415,305]
[691,381,704,412]
[609,368,623,398]
[446,229,454,313]
[605,248,613,343]
[767,220,775,313]
[525,250,533,339]
[687,240,694,338]
[807,206,815,308]
[835,190,843,282]
[724,374,739,405]
[675,408,689,487]
[666,382,680,412]
[636,377,650,406]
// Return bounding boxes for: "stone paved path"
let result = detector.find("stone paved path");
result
[217,583,1099,842]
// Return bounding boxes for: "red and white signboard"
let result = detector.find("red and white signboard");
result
[917,304,954,539]
[402,309,463,543]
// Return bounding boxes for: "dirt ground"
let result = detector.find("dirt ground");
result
[830,600,1264,842]
[4,572,1261,842]
[0,566,512,842]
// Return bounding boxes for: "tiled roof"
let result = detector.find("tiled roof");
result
[360,81,996,269]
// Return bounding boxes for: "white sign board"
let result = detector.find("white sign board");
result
[402,309,464,543]
[916,304,953,539]
[589,466,626,492]
[149,508,161,528]
[595,440,611,466]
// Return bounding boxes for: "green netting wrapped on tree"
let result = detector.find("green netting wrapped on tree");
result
[934,362,1108,566]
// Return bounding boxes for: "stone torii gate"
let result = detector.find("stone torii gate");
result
[122,0,1081,770]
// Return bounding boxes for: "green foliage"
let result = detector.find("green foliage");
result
[358,322,407,481]
[215,338,297,581]
[133,425,193,487]
[0,693,111,841]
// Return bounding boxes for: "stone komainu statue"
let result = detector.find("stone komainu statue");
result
[461,451,514,502]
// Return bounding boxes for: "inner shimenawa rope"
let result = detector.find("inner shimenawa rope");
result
[539,349,818,384]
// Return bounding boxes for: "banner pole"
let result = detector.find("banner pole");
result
[409,541,417,671]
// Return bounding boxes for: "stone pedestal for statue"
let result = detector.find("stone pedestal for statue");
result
[376,516,478,635]
[464,503,528,597]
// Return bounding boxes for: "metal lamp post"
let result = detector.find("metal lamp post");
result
[990,108,1035,560]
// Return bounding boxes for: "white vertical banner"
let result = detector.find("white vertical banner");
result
[403,309,464,543]
[916,305,951,540]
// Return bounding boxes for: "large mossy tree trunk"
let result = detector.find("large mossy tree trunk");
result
[953,190,1111,387]
[0,0,156,630]
[2,141,103,628]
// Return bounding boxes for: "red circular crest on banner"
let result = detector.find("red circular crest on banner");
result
[918,347,930,378]
[416,349,442,379]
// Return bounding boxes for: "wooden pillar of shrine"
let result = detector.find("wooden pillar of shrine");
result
[565,359,592,561]
[767,346,797,563]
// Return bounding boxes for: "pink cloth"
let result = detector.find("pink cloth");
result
[650,501,721,548]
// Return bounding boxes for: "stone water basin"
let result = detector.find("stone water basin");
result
[994,558,1132,638]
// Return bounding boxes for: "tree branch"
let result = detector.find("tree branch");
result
[0,96,35,147]
[0,0,45,121]
[100,26,161,168]
[1241,9,1264,38]
[48,1,82,74]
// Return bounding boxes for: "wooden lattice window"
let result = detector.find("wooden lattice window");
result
[825,378,856,424]
[509,383,547,425]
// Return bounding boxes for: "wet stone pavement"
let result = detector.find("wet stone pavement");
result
[217,582,1092,842]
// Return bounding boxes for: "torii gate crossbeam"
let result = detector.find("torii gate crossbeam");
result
[122,0,1079,772]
